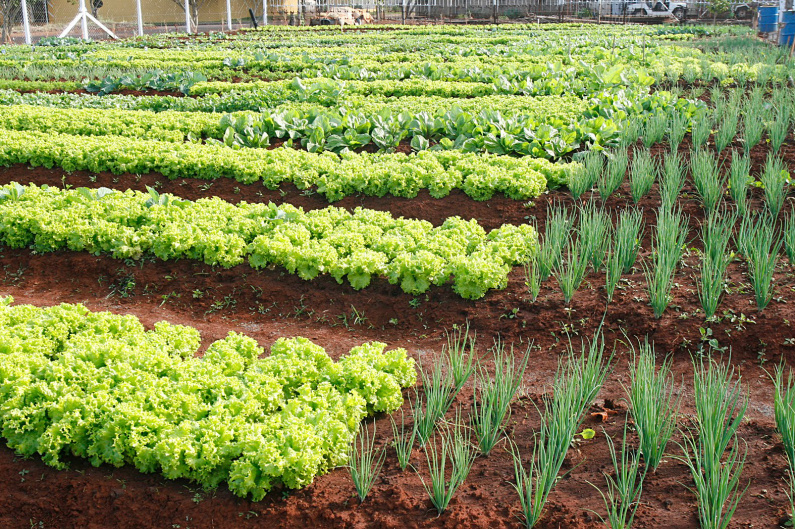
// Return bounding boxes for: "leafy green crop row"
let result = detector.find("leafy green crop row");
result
[0,76,698,124]
[0,104,222,143]
[0,99,609,159]
[84,70,208,95]
[0,296,415,499]
[1,24,778,91]
[0,79,81,92]
[190,77,504,98]
[212,106,616,158]
[0,128,571,201]
[0,81,587,118]
[0,183,537,298]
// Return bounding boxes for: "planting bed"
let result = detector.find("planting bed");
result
[1,23,795,529]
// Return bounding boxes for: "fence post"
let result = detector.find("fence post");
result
[21,0,32,44]
[263,0,268,25]
[226,0,233,29]
[136,0,144,36]
[185,0,192,33]
[79,0,88,39]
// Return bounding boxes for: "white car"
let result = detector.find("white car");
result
[733,3,752,19]
[623,1,688,19]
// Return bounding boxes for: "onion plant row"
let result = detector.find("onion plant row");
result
[644,207,688,318]
[736,213,781,311]
[625,337,681,472]
[512,331,612,528]
[698,210,736,319]
[773,365,795,522]
[679,359,749,529]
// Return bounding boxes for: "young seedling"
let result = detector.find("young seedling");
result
[660,150,686,211]
[698,210,736,319]
[667,111,689,151]
[714,107,739,154]
[537,202,574,281]
[625,337,680,472]
[629,148,656,204]
[620,118,643,148]
[727,152,751,215]
[412,357,457,446]
[772,364,795,469]
[554,238,589,305]
[741,214,781,311]
[599,149,629,201]
[444,323,477,393]
[769,107,791,154]
[348,422,387,503]
[570,150,602,200]
[784,213,795,265]
[417,412,477,516]
[413,325,477,445]
[471,340,530,455]
[690,149,725,212]
[577,201,611,271]
[642,113,667,148]
[644,207,688,318]
[760,154,789,219]
[512,330,611,528]
[691,116,712,149]
[511,435,549,529]
[742,106,764,154]
[390,408,416,471]
[615,208,644,274]
[772,365,795,522]
[679,358,749,529]
[605,237,622,304]
[590,423,647,529]
[524,255,541,302]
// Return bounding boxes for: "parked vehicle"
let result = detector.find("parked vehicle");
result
[623,1,687,19]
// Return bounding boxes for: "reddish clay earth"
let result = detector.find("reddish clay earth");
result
[0,135,795,528]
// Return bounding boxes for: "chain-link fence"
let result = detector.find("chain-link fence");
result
[1,0,761,43]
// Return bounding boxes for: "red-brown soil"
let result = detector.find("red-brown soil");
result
[1,135,795,529]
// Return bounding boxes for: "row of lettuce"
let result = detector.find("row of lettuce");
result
[0,296,416,500]
[0,183,537,299]
[0,128,571,201]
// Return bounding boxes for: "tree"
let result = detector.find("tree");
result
[169,0,213,32]
[707,0,730,21]
[90,0,103,17]
[1,0,23,44]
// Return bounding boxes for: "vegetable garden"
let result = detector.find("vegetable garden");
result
[1,22,795,529]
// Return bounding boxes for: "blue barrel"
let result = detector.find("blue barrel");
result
[781,11,795,46]
[759,6,779,33]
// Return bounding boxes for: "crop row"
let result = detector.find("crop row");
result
[0,183,537,299]
[4,30,785,92]
[0,42,676,84]
[0,101,614,159]
[0,76,692,119]
[0,296,415,500]
[0,78,591,112]
[0,128,571,201]
[5,294,790,528]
